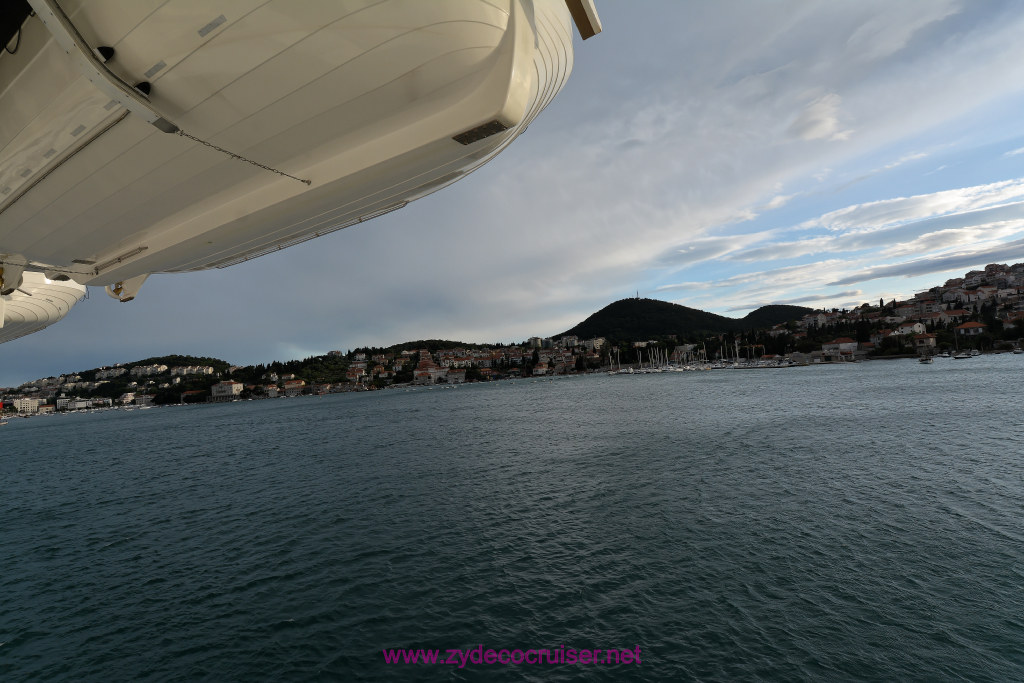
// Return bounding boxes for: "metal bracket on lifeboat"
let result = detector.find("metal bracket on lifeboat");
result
[27,0,180,133]
[565,0,603,40]
[0,259,26,296]
[106,274,149,303]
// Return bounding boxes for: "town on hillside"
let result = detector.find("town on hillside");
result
[4,262,1024,416]
[783,261,1024,361]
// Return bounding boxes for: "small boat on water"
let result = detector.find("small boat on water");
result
[919,356,933,364]
[952,351,971,359]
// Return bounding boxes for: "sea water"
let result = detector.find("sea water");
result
[3,356,1023,681]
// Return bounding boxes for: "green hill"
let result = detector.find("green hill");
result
[559,298,811,340]
[737,305,814,330]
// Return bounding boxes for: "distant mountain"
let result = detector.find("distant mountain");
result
[558,298,812,340]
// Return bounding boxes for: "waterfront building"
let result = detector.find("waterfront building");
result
[211,381,244,402]
[283,380,306,397]
[13,397,40,414]
[913,334,937,351]
[955,321,987,336]
[821,337,858,361]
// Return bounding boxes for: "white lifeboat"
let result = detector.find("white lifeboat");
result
[0,0,600,331]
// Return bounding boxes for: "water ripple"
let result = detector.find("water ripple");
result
[3,359,1024,680]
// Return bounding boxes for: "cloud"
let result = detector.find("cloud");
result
[787,93,852,141]
[806,179,1024,232]
[1005,146,1024,157]
[881,221,1024,257]
[724,290,862,311]
[828,237,1024,285]
[883,152,928,169]
[724,236,833,263]
[661,259,853,296]
[654,235,760,269]
[844,0,960,62]
[762,193,796,210]
[726,201,1024,263]
[656,281,715,294]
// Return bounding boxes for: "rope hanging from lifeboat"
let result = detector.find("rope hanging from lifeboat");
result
[4,27,20,54]
[174,130,311,186]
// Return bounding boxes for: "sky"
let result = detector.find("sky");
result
[6,0,1024,385]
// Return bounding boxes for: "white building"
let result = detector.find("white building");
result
[895,322,926,336]
[211,381,244,402]
[170,366,215,377]
[13,397,41,414]
[130,364,168,377]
